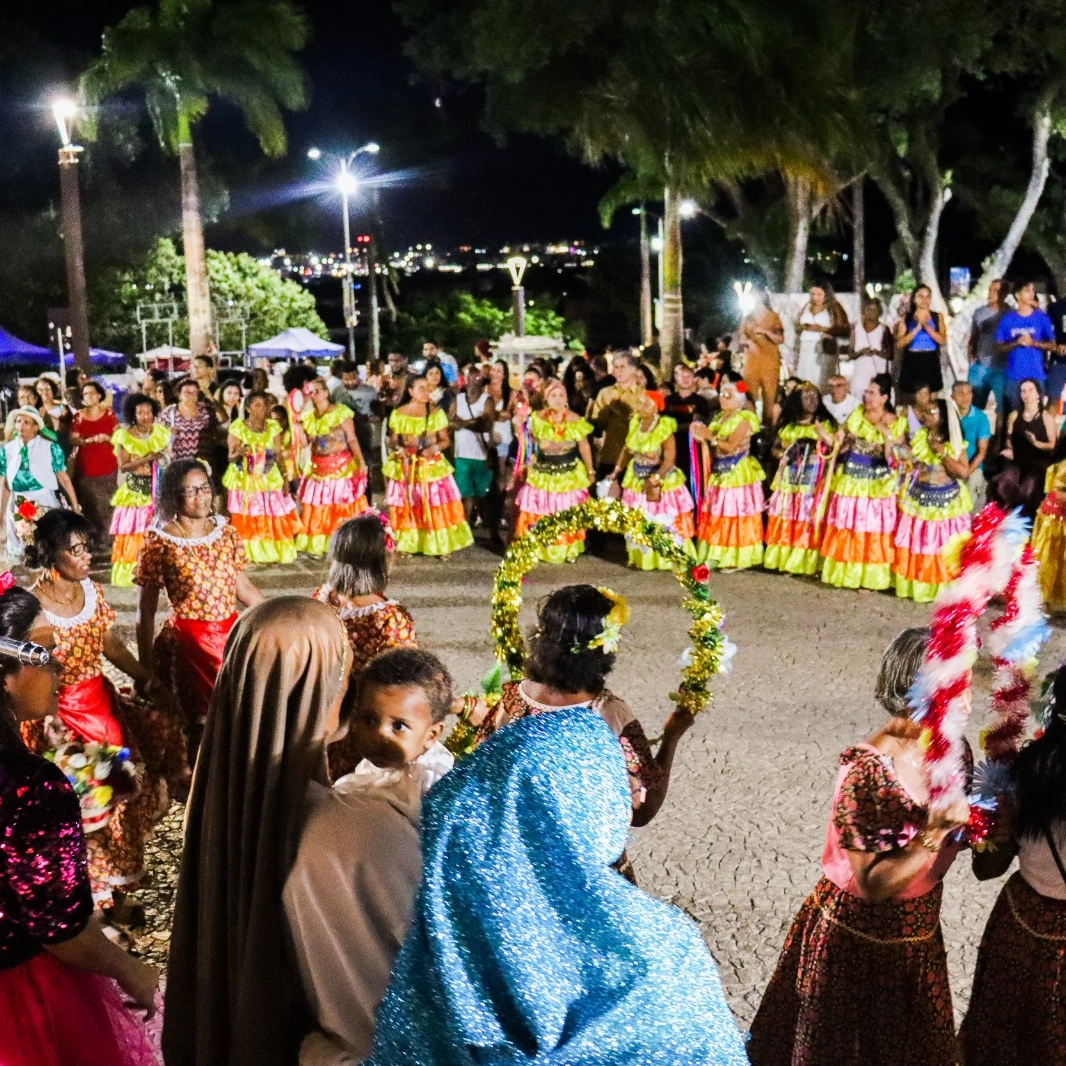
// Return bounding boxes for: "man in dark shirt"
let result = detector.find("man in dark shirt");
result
[663,363,711,479]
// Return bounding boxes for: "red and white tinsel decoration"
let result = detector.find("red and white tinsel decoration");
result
[908,505,1048,809]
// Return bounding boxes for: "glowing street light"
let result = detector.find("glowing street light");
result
[678,198,699,219]
[733,280,756,316]
[51,96,91,374]
[307,142,382,357]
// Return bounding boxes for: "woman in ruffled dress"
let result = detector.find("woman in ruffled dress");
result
[1033,458,1066,615]
[747,628,971,1066]
[818,374,908,592]
[605,389,695,569]
[384,376,473,557]
[892,400,972,602]
[312,511,418,781]
[513,378,595,563]
[693,379,765,570]
[134,460,263,764]
[109,393,170,587]
[764,382,837,576]
[471,585,693,882]
[222,391,300,565]
[23,511,181,933]
[295,377,368,557]
[0,580,160,1066]
[961,665,1066,1064]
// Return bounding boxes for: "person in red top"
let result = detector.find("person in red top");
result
[70,382,118,541]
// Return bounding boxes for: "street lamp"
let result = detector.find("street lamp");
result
[308,142,380,358]
[679,198,699,219]
[52,97,91,375]
[733,280,756,316]
[507,255,528,337]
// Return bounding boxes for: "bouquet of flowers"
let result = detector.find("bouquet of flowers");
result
[11,496,47,546]
[46,739,138,833]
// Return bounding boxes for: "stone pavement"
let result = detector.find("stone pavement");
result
[97,539,1066,1027]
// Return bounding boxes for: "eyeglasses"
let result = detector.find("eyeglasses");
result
[65,542,90,558]
[180,484,213,498]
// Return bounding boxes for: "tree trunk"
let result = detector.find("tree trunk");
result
[660,185,684,377]
[178,131,213,358]
[871,170,921,277]
[918,186,949,313]
[852,178,866,296]
[638,206,653,347]
[784,176,811,293]
[946,107,1053,374]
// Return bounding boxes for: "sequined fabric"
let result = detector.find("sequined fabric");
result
[368,708,747,1065]
[0,747,92,970]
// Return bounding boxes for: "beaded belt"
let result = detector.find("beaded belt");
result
[908,480,960,508]
[632,457,659,480]
[711,452,744,475]
[842,451,889,480]
[533,449,579,471]
[126,474,152,496]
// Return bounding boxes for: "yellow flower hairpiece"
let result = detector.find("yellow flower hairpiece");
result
[573,587,629,654]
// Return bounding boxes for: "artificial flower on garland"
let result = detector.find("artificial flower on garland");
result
[46,738,138,834]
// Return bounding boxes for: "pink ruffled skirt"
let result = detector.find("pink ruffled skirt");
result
[0,951,161,1065]
[298,469,368,507]
[622,483,695,522]
[514,484,589,517]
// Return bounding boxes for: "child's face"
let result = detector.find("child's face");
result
[349,682,444,770]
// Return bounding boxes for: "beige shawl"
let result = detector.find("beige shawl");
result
[163,597,348,1066]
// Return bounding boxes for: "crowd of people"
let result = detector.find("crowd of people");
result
[4,291,1064,612]
[3,493,1066,1064]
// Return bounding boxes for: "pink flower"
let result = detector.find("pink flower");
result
[0,572,14,593]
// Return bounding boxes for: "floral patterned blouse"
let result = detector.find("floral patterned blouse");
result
[0,747,93,970]
[133,517,245,621]
[41,580,114,688]
[311,590,417,674]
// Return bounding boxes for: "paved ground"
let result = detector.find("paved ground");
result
[94,535,1066,1028]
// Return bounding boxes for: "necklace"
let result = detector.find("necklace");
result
[175,517,213,539]
[43,578,81,607]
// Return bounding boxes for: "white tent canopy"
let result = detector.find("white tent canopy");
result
[137,344,192,361]
[248,327,344,360]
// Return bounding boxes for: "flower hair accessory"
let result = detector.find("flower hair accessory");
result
[573,587,630,654]
[366,508,396,553]
[0,572,14,594]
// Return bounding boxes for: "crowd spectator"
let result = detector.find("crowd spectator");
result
[849,298,893,400]
[1043,276,1066,412]
[967,278,1006,411]
[588,352,647,480]
[895,284,947,398]
[996,280,1056,413]
[822,374,859,424]
[795,283,849,391]
[952,380,992,509]
[736,289,785,418]
[70,381,119,539]
[993,377,1058,518]
[158,378,216,465]
[422,340,458,385]
[664,362,712,480]
[423,359,455,412]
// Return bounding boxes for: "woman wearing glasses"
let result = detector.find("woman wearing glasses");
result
[134,460,263,766]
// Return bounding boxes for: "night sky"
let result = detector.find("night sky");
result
[17,0,622,252]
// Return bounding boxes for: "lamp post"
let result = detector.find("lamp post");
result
[308,142,380,359]
[633,206,653,348]
[507,256,528,337]
[53,99,91,376]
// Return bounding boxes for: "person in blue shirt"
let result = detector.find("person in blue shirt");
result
[995,280,1057,411]
[952,380,991,509]
[1043,275,1066,412]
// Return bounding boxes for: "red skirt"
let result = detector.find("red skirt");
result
[0,951,161,1066]
[58,674,125,747]
[747,877,957,1065]
[155,614,237,727]
[960,871,1066,1064]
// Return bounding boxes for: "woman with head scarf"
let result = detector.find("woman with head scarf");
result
[367,707,747,1066]
[162,597,352,1066]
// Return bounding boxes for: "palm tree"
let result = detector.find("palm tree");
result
[82,0,309,356]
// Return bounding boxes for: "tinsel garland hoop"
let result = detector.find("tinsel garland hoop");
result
[909,504,1050,811]
[490,498,729,716]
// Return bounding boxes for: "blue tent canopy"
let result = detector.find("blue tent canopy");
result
[248,327,344,360]
[0,327,52,363]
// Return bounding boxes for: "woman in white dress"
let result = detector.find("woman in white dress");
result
[849,298,894,400]
[795,283,849,390]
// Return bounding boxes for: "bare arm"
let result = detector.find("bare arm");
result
[102,629,151,688]
[135,585,159,672]
[969,437,990,475]
[56,471,81,513]
[712,421,752,457]
[236,572,264,608]
[577,437,594,479]
[658,432,677,477]
[46,915,158,1018]
[227,431,247,462]
[632,712,695,827]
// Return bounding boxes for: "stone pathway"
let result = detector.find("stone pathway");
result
[98,540,1066,1024]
